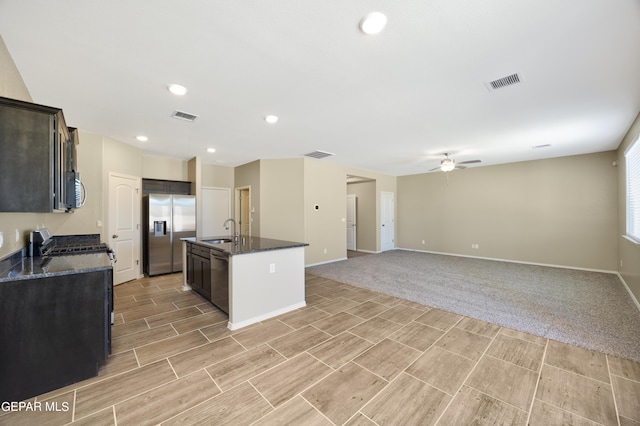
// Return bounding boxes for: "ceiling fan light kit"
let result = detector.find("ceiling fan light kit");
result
[440,159,455,172]
[430,153,481,172]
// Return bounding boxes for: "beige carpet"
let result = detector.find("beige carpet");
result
[307,250,640,362]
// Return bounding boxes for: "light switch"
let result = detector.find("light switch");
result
[269,263,276,273]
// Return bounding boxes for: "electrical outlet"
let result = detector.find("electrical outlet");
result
[421,240,425,245]
[269,263,276,273]
[323,248,327,254]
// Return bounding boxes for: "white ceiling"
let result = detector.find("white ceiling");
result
[1,0,639,176]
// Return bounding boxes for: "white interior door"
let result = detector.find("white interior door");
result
[108,173,141,285]
[201,187,231,237]
[381,191,395,251]
[346,194,357,251]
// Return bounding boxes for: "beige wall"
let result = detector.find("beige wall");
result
[304,159,348,265]
[142,155,188,181]
[202,163,234,189]
[260,159,305,242]
[618,112,640,304]
[0,35,31,103]
[398,151,618,271]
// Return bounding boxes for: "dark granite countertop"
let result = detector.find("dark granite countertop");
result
[182,235,308,256]
[0,252,112,283]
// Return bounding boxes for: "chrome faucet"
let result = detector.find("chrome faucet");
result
[223,218,239,244]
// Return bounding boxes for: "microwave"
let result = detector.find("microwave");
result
[54,126,86,212]
[65,171,86,210]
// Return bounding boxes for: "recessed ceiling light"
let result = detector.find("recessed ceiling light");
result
[168,84,188,96]
[207,148,216,153]
[265,115,279,124]
[136,135,148,142]
[360,12,387,35]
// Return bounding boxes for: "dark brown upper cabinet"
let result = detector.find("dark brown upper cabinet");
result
[0,96,77,212]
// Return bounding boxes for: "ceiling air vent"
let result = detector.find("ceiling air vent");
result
[171,110,199,122]
[485,73,522,92]
[304,150,335,160]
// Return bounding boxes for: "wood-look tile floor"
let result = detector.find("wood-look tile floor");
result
[3,273,640,425]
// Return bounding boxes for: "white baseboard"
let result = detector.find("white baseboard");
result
[306,257,348,267]
[227,301,306,330]
[396,247,618,275]
[617,273,640,313]
[353,249,381,254]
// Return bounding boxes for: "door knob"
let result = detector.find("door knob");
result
[112,234,118,238]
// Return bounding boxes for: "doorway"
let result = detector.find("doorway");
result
[108,172,141,285]
[346,175,376,253]
[235,186,251,236]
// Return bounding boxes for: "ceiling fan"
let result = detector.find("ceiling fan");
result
[429,153,481,172]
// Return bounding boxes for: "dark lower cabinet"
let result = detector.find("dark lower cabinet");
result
[186,242,229,314]
[187,243,211,300]
[0,269,112,402]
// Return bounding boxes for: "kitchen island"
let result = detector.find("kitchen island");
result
[183,236,308,330]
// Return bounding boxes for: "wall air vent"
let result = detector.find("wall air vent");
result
[485,73,522,92]
[304,150,335,159]
[171,110,199,122]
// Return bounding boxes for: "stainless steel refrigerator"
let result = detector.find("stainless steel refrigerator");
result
[143,194,196,276]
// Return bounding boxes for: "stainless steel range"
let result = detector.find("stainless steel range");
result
[30,229,116,262]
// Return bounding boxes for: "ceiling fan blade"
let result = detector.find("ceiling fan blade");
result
[454,165,467,169]
[428,166,441,172]
[456,160,481,165]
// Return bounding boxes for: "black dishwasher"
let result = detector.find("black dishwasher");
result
[210,249,229,314]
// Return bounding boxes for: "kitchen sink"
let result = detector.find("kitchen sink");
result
[204,238,233,244]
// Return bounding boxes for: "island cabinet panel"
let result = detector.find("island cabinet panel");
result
[187,243,211,300]
[0,270,111,402]
[228,246,306,329]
